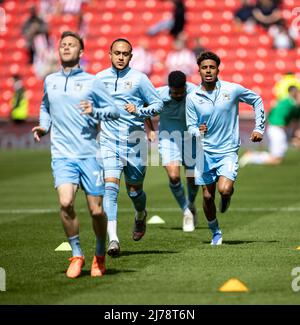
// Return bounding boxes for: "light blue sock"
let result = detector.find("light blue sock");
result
[169,181,188,211]
[68,235,84,257]
[208,219,222,235]
[95,237,106,256]
[103,182,119,221]
[127,188,146,213]
[187,182,199,206]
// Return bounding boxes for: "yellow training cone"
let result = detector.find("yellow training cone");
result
[296,246,300,250]
[55,242,72,251]
[219,278,249,292]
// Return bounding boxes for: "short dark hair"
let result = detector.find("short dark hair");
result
[197,51,220,67]
[60,31,84,50]
[168,71,186,88]
[110,38,132,52]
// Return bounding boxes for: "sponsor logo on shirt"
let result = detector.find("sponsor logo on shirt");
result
[124,81,133,89]
[223,93,231,100]
[74,82,83,92]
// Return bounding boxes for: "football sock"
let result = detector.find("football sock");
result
[95,236,106,256]
[103,182,119,221]
[187,182,199,206]
[127,188,146,218]
[208,218,222,235]
[68,235,84,257]
[107,220,119,243]
[169,181,188,211]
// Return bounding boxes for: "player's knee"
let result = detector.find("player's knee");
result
[127,187,143,198]
[219,185,233,197]
[59,198,74,212]
[90,206,105,220]
[168,175,181,184]
[202,190,215,202]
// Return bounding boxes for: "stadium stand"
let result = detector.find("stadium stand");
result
[0,0,300,119]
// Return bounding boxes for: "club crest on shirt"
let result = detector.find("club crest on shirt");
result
[52,84,57,90]
[223,93,231,100]
[124,81,132,89]
[74,82,83,92]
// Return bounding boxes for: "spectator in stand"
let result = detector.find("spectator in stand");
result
[130,38,156,77]
[22,6,49,64]
[192,37,207,59]
[252,0,283,30]
[10,75,28,124]
[148,0,186,39]
[273,72,300,101]
[165,35,196,78]
[269,23,296,50]
[234,0,256,33]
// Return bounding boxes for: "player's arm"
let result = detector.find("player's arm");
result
[144,117,156,142]
[128,74,163,118]
[186,95,201,137]
[32,82,51,142]
[83,78,120,121]
[238,85,265,142]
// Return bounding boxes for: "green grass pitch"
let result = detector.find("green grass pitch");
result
[0,149,300,304]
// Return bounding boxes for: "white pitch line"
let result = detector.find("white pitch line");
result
[0,207,300,214]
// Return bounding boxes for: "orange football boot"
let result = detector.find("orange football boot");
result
[91,255,106,277]
[66,256,85,279]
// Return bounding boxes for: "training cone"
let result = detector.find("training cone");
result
[55,242,72,251]
[296,246,300,250]
[147,215,165,224]
[219,278,249,292]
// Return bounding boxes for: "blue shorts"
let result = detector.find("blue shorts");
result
[100,142,146,184]
[51,158,104,196]
[195,151,239,185]
[159,130,197,170]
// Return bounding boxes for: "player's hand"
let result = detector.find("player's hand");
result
[79,100,93,115]
[32,126,46,142]
[147,130,156,142]
[250,131,263,142]
[199,121,207,135]
[125,103,137,114]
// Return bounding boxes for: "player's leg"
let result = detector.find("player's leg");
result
[86,195,107,276]
[217,176,234,213]
[195,153,222,245]
[183,131,200,227]
[100,143,122,256]
[186,175,199,226]
[80,158,107,276]
[124,162,147,241]
[165,164,194,232]
[216,152,238,213]
[202,183,222,245]
[52,158,85,278]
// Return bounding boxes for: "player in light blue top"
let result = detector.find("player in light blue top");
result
[186,51,265,245]
[96,38,163,256]
[157,71,200,232]
[32,31,119,278]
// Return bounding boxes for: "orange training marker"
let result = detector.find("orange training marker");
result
[219,278,249,292]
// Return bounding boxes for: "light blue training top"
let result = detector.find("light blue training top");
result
[39,67,119,158]
[96,66,163,147]
[186,80,265,154]
[157,82,196,133]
